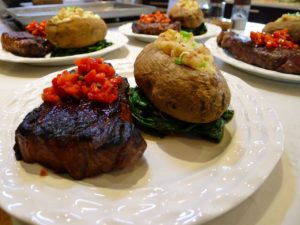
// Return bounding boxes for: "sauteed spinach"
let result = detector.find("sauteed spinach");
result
[128,87,234,143]
[182,23,207,36]
[50,39,112,57]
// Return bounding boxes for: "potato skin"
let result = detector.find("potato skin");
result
[45,17,107,48]
[263,21,300,43]
[134,43,231,123]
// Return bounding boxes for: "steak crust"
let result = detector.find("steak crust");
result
[217,31,300,75]
[1,32,53,57]
[14,79,147,180]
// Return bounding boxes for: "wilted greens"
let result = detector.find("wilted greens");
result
[128,87,234,143]
[182,23,207,36]
[50,40,113,57]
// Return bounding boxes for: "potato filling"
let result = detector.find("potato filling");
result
[154,29,216,74]
[50,7,100,23]
[174,0,199,10]
[276,12,300,22]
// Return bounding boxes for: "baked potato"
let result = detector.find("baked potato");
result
[45,7,107,48]
[134,29,231,123]
[169,0,204,29]
[263,13,300,43]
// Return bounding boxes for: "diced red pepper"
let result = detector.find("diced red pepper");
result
[139,11,171,24]
[26,20,47,38]
[42,57,122,104]
[250,29,298,49]
[40,168,48,177]
[42,87,60,103]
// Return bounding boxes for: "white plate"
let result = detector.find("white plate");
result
[205,37,300,83]
[0,31,128,66]
[0,60,283,225]
[118,22,222,43]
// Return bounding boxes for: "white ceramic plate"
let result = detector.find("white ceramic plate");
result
[118,22,222,43]
[205,37,300,83]
[0,60,283,225]
[0,31,128,66]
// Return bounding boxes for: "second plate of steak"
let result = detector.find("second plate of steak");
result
[132,21,181,35]
[1,32,53,57]
[217,31,300,75]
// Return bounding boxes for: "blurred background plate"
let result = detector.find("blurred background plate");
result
[0,31,128,66]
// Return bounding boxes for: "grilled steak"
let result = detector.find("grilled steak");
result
[1,32,53,57]
[132,21,181,35]
[217,31,300,75]
[14,79,147,180]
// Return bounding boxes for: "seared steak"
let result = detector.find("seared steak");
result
[1,32,53,57]
[132,21,181,35]
[14,79,147,180]
[217,31,300,75]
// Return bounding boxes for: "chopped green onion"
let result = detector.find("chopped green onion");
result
[199,61,208,68]
[288,12,300,16]
[175,57,182,65]
[180,30,193,42]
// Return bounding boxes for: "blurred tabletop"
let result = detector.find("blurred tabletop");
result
[0,16,300,225]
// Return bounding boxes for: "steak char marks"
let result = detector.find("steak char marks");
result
[217,31,300,75]
[14,79,147,180]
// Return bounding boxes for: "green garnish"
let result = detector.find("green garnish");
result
[199,60,208,68]
[175,57,182,65]
[180,30,193,42]
[192,42,199,48]
[128,87,234,143]
[50,39,113,57]
[288,12,300,16]
[67,6,76,10]
[174,52,189,65]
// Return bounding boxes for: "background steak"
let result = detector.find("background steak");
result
[217,31,300,75]
[132,21,181,35]
[14,79,147,180]
[1,31,53,57]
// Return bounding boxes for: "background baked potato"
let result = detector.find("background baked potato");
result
[45,8,107,48]
[263,22,300,43]
[134,43,231,123]
[169,0,204,29]
[263,13,300,43]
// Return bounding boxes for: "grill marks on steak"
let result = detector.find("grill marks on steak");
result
[132,21,181,35]
[1,32,53,57]
[14,79,147,180]
[217,31,300,75]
